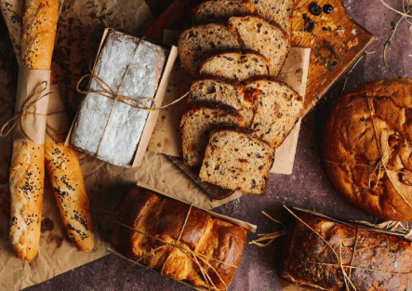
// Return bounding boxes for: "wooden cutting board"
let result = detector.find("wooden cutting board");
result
[145,0,375,117]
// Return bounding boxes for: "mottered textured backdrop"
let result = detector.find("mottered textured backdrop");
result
[0,0,411,290]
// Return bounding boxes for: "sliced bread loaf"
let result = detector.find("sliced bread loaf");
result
[228,16,290,76]
[245,78,303,148]
[191,0,256,24]
[197,50,270,80]
[189,79,256,125]
[251,0,293,35]
[180,104,246,166]
[178,23,241,76]
[199,129,273,194]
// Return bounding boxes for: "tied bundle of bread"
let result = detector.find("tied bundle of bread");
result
[1,0,94,260]
[178,0,303,195]
[112,186,249,291]
[280,209,412,290]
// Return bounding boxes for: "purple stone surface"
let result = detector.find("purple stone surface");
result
[23,0,412,290]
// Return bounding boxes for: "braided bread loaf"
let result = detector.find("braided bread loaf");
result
[111,186,248,290]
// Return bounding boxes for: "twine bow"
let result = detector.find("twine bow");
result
[0,80,51,142]
[76,38,188,157]
[115,204,238,291]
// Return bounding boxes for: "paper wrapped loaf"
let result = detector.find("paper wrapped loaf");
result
[70,29,168,167]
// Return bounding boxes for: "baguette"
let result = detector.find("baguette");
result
[45,137,94,251]
[9,0,58,260]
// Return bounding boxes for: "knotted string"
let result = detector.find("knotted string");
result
[76,39,188,157]
[115,204,238,291]
[284,206,412,291]
[0,80,52,142]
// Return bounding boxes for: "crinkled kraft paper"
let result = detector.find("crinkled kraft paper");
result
[0,0,309,291]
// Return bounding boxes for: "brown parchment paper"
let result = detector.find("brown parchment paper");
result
[13,68,50,144]
[0,1,305,291]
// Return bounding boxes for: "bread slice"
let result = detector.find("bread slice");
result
[178,23,241,76]
[199,129,273,194]
[180,104,246,166]
[191,0,256,24]
[197,50,270,80]
[251,0,293,35]
[191,0,293,36]
[189,79,256,125]
[228,16,290,76]
[245,78,303,148]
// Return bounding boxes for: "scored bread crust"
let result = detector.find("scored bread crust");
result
[323,78,412,221]
[196,49,271,80]
[111,186,248,290]
[45,138,94,251]
[21,0,59,69]
[9,0,59,261]
[199,128,274,194]
[180,102,247,167]
[244,76,303,148]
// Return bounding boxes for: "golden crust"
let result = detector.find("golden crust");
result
[45,137,94,252]
[9,141,45,261]
[112,186,248,290]
[323,78,412,221]
[21,0,59,70]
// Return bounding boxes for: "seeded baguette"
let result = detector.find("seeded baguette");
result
[228,16,290,77]
[8,0,59,261]
[199,129,273,194]
[245,77,303,148]
[45,138,94,251]
[180,103,246,166]
[189,78,256,125]
[178,23,241,76]
[197,50,270,81]
[191,0,256,24]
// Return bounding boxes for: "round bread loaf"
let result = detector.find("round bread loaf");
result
[323,79,412,221]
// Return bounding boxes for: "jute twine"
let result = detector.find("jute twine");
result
[76,37,188,157]
[284,206,412,291]
[115,204,238,291]
[0,80,52,142]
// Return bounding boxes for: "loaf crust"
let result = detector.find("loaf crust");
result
[111,186,248,290]
[9,0,59,260]
[280,211,412,290]
[323,78,412,221]
[9,142,45,261]
[21,0,59,69]
[45,138,94,251]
